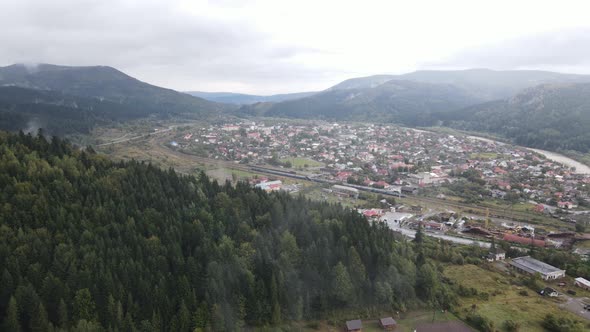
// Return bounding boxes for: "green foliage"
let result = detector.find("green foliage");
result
[503,319,520,332]
[0,131,453,330]
[466,312,495,332]
[542,313,584,332]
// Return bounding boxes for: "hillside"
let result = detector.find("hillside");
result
[400,69,590,100]
[0,64,229,134]
[242,80,482,126]
[0,131,458,331]
[186,91,316,104]
[0,86,169,136]
[326,69,590,100]
[443,83,590,152]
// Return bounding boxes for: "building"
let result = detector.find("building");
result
[332,185,359,199]
[541,287,559,297]
[509,256,566,280]
[346,319,362,332]
[503,233,545,247]
[381,212,413,223]
[379,317,397,330]
[575,277,590,290]
[255,180,282,192]
[486,248,506,262]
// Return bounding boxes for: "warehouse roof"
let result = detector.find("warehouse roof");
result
[510,256,564,275]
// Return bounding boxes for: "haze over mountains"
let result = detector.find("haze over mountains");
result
[185,91,317,105]
[3,63,590,153]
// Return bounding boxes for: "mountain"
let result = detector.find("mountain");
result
[399,69,590,100]
[327,75,397,91]
[0,64,229,135]
[0,130,457,330]
[186,91,316,104]
[328,69,590,100]
[241,79,483,125]
[442,83,590,152]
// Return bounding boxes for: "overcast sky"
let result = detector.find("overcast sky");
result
[2,0,590,94]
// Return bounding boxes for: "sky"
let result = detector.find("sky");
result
[1,0,590,94]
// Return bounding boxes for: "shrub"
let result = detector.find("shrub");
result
[518,290,529,296]
[504,319,521,332]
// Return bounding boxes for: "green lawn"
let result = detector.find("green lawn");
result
[280,157,324,168]
[469,152,500,160]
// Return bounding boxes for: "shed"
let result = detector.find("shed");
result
[575,277,590,290]
[346,319,362,332]
[379,317,397,330]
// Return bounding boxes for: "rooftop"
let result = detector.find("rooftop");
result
[346,319,362,330]
[510,256,564,275]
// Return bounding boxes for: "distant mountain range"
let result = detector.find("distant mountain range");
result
[442,83,590,152]
[240,79,482,125]
[0,64,227,135]
[327,69,590,100]
[3,64,590,153]
[185,91,316,104]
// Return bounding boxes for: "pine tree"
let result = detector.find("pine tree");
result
[270,274,281,325]
[73,288,97,322]
[30,302,49,332]
[57,298,68,329]
[4,296,21,332]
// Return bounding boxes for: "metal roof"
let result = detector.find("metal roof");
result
[346,319,362,330]
[510,256,564,275]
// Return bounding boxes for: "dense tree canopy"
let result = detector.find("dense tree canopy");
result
[0,131,456,331]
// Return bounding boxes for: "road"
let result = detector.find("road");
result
[560,295,590,320]
[96,126,176,147]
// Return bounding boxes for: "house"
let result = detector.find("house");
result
[379,317,397,330]
[486,248,506,261]
[558,201,577,209]
[346,319,362,332]
[254,180,282,192]
[541,287,558,297]
[574,277,590,290]
[509,256,566,280]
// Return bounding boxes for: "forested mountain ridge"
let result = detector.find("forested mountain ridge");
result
[185,91,317,104]
[239,80,482,126]
[0,64,230,135]
[327,69,590,99]
[0,86,168,136]
[442,83,590,152]
[0,131,458,331]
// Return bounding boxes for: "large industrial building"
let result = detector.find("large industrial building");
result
[509,256,566,280]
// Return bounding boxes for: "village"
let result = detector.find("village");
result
[170,120,590,213]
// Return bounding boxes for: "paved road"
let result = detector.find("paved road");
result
[560,296,590,320]
[97,126,175,147]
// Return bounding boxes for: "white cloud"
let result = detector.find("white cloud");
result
[1,0,590,94]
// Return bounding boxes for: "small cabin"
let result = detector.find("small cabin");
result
[379,317,397,330]
[346,319,362,332]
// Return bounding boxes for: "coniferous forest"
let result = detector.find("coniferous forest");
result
[0,131,458,331]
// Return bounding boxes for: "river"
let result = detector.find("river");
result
[466,135,590,175]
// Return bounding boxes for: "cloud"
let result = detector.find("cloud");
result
[430,28,590,73]
[2,0,590,93]
[0,0,338,93]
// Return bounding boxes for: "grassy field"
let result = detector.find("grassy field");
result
[445,264,586,331]
[470,152,500,160]
[280,157,324,168]
[248,310,463,331]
